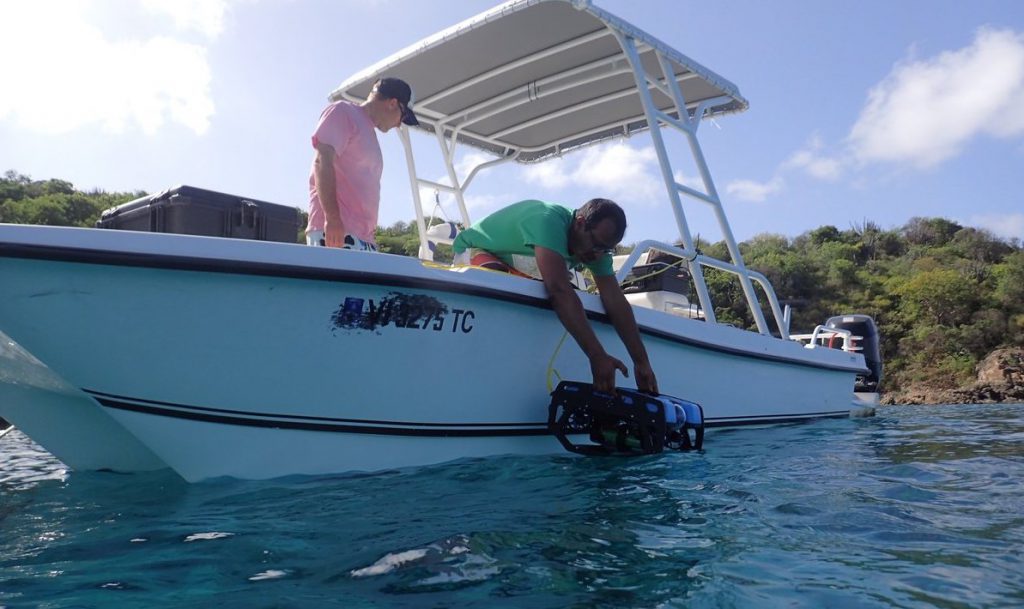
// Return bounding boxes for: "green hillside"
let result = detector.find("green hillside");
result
[699,221,1023,393]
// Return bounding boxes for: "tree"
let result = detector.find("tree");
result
[894,268,977,327]
[994,251,1024,309]
[902,217,962,247]
[950,227,1012,264]
[374,219,455,263]
[808,225,841,245]
[1,171,139,227]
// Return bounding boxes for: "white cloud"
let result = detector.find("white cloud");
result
[573,143,660,199]
[464,193,512,215]
[522,158,572,189]
[783,134,843,180]
[673,171,704,192]
[0,0,217,136]
[419,150,503,222]
[725,177,784,203]
[455,150,501,184]
[142,0,228,38]
[849,27,1024,169]
[520,142,665,203]
[968,212,1024,241]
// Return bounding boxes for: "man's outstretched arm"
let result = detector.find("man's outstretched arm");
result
[535,246,626,393]
[594,273,659,394]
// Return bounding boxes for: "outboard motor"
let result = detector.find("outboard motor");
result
[825,314,883,392]
[547,380,704,455]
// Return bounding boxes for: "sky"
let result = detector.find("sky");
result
[1,0,1023,246]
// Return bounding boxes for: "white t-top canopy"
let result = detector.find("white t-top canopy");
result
[330,0,747,162]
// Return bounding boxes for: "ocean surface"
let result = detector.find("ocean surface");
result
[1,404,1022,609]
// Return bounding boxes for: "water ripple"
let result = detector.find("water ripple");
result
[1,404,1022,607]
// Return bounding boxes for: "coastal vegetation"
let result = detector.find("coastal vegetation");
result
[697,221,1023,401]
[0,171,144,227]
[3,171,1022,401]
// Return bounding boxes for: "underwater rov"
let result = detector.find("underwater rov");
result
[547,381,705,455]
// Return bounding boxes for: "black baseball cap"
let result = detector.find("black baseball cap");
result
[375,77,419,126]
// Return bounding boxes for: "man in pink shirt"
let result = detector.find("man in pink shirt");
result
[307,77,418,250]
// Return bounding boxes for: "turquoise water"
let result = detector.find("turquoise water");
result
[2,404,1023,608]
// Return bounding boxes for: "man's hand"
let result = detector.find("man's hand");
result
[594,273,659,395]
[634,359,659,395]
[590,352,628,393]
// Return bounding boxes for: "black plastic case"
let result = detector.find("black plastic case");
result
[97,185,301,243]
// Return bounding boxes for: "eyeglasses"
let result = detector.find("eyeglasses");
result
[587,229,617,255]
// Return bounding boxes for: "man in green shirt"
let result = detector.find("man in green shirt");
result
[453,198,658,395]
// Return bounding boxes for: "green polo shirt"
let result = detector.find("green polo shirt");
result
[452,199,614,277]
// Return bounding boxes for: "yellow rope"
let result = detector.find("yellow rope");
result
[546,331,570,393]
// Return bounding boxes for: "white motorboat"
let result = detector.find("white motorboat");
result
[0,0,869,481]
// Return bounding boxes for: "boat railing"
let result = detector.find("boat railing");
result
[615,239,791,339]
[790,327,861,352]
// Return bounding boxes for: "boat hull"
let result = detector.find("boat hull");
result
[0,226,867,480]
[0,330,167,471]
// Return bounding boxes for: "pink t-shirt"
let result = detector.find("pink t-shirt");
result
[307,101,383,243]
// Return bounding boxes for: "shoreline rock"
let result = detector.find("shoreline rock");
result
[880,347,1024,405]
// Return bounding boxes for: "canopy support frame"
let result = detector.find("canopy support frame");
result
[614,30,787,337]
[400,125,518,261]
[387,0,785,336]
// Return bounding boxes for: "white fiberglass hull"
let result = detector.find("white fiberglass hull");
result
[0,225,867,481]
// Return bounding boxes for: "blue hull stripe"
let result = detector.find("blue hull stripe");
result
[85,389,851,436]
